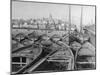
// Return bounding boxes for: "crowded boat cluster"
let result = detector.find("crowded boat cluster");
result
[11,0,96,74]
[11,17,95,74]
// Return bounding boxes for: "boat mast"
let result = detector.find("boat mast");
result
[80,6,83,33]
[68,5,71,45]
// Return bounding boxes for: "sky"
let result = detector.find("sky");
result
[12,1,95,28]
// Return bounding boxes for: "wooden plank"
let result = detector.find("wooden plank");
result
[47,59,70,62]
[76,62,95,64]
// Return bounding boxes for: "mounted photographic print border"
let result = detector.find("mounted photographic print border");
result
[10,0,96,74]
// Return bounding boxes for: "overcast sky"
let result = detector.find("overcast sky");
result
[12,1,95,27]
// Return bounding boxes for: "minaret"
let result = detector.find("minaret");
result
[49,14,53,20]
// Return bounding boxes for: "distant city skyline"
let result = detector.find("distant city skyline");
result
[12,1,95,27]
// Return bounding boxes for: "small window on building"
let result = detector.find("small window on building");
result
[12,57,27,72]
[12,57,20,62]
[22,57,26,63]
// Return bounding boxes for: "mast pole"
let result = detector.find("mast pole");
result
[68,5,71,45]
[80,6,83,33]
